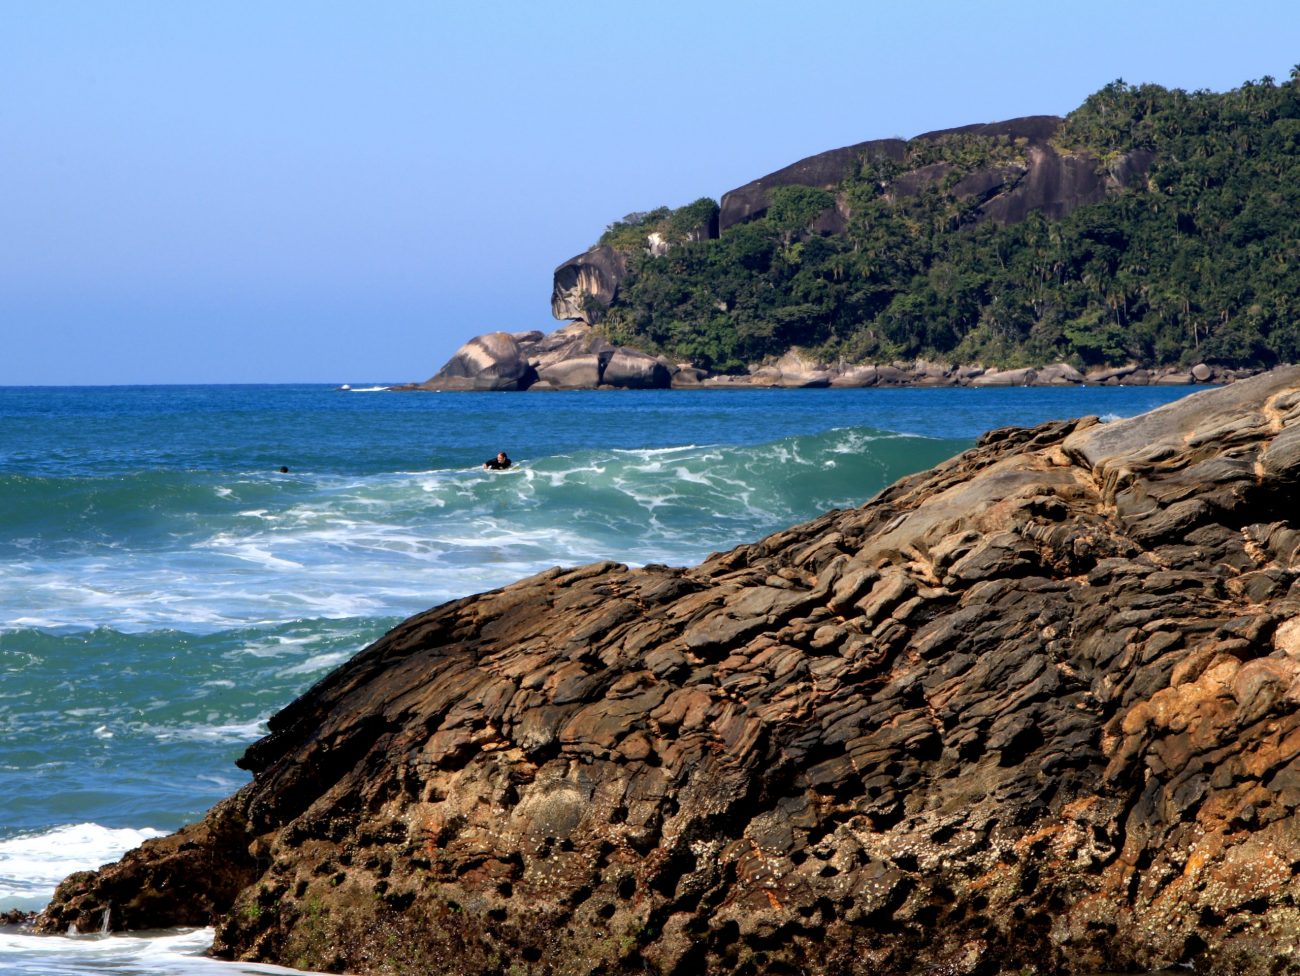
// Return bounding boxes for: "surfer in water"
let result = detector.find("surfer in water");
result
[484,451,513,470]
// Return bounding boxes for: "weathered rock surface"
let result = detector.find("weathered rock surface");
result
[411,323,673,392]
[687,355,1245,389]
[40,368,1300,976]
[551,246,628,322]
[410,332,537,392]
[408,324,1251,392]
[717,116,1147,234]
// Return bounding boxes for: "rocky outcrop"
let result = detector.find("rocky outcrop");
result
[409,332,537,392]
[717,115,1150,234]
[551,246,628,322]
[40,369,1300,975]
[406,337,1245,392]
[410,324,672,392]
[700,356,1244,390]
[718,136,908,230]
[603,349,673,390]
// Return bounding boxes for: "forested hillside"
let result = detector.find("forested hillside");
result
[594,76,1300,373]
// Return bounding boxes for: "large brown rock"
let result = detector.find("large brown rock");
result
[39,368,1300,976]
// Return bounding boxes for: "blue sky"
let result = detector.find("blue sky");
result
[4,1,1299,384]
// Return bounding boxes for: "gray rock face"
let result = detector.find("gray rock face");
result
[970,366,1038,387]
[719,137,909,230]
[716,115,1135,233]
[39,368,1300,976]
[417,332,536,391]
[719,117,1152,235]
[536,354,604,389]
[980,145,1111,225]
[550,246,627,322]
[411,324,672,392]
[602,349,672,389]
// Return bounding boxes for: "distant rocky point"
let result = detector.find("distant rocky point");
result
[401,322,1250,392]
[38,367,1300,976]
[414,112,1264,391]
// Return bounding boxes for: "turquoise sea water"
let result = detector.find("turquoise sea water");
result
[0,382,1198,974]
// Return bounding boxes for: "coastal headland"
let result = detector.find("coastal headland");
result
[38,366,1300,975]
[409,83,1300,393]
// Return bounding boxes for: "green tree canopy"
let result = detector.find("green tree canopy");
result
[596,76,1300,373]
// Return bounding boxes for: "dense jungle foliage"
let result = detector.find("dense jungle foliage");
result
[595,75,1300,373]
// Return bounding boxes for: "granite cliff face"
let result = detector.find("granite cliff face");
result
[551,246,629,323]
[40,369,1300,976]
[555,115,1151,326]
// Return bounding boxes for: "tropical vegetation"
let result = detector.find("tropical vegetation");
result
[593,74,1300,374]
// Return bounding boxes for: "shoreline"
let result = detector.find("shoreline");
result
[668,360,1253,390]
[396,358,1260,392]
[403,323,1267,392]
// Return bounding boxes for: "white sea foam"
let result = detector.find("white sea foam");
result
[148,717,268,744]
[0,434,890,634]
[0,824,165,907]
[0,925,332,975]
[278,650,352,677]
[611,444,702,456]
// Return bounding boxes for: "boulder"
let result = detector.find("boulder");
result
[970,366,1037,387]
[418,332,535,391]
[535,354,604,389]
[1192,362,1214,382]
[829,365,879,387]
[910,361,955,387]
[1036,362,1086,385]
[669,366,708,386]
[871,364,913,386]
[45,368,1300,976]
[780,370,832,388]
[602,349,671,389]
[529,323,615,372]
[1086,364,1139,383]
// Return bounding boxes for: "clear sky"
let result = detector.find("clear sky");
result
[4,0,1299,384]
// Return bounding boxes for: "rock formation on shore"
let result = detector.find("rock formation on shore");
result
[39,368,1300,975]
[400,323,672,392]
[401,322,1247,392]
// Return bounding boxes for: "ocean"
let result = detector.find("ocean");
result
[0,382,1197,974]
